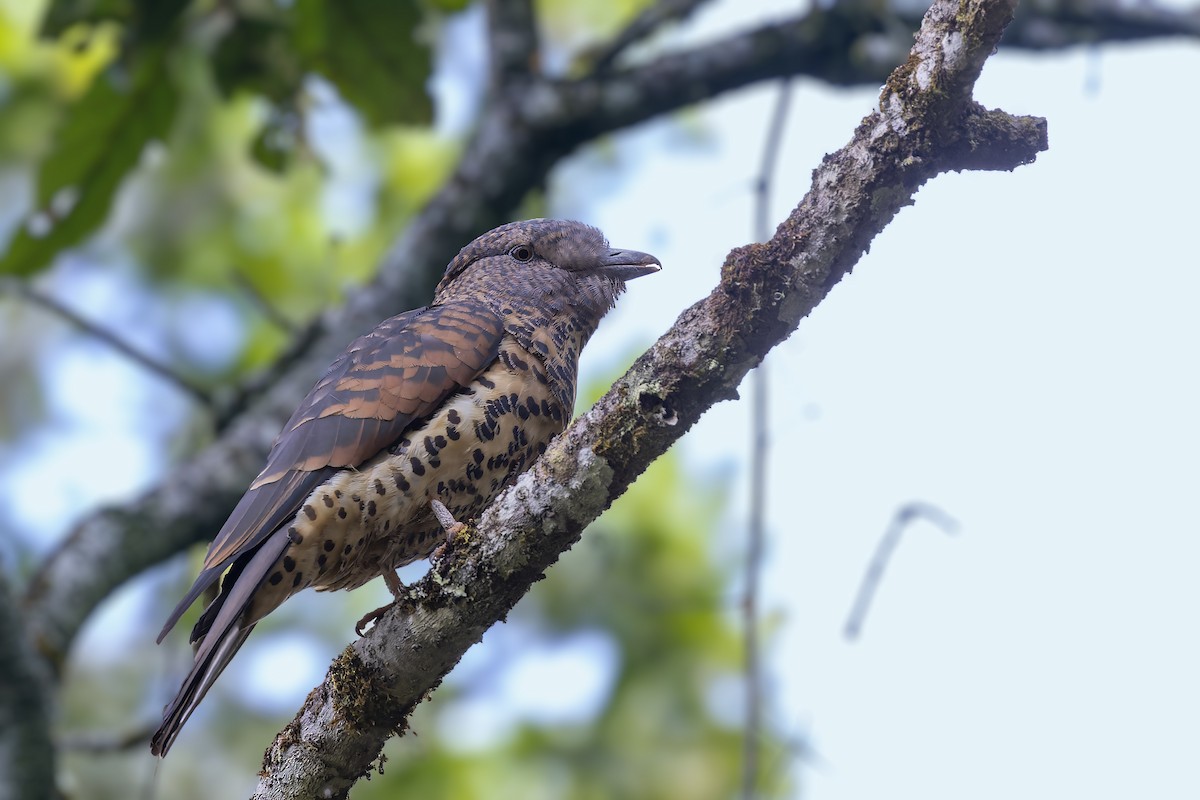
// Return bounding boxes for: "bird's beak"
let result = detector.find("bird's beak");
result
[596,248,661,281]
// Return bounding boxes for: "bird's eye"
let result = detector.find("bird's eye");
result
[510,244,534,262]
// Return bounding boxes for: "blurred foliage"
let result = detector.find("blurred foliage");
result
[0,0,787,796]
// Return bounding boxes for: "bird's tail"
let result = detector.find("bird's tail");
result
[150,620,254,756]
[152,530,291,756]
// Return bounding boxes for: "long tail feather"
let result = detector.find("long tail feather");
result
[153,531,290,756]
[151,622,254,756]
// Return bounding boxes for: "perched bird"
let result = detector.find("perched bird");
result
[151,219,659,756]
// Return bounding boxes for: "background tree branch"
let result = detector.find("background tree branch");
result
[252,0,1047,793]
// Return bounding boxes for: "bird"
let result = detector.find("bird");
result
[150,219,660,756]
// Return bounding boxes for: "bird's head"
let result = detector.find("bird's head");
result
[435,219,660,309]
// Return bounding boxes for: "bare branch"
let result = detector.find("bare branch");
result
[4,279,214,409]
[843,502,961,641]
[485,0,540,85]
[591,0,714,71]
[231,269,301,337]
[1002,0,1200,48]
[253,0,1045,792]
[57,724,156,754]
[743,77,792,800]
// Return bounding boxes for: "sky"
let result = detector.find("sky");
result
[4,1,1199,798]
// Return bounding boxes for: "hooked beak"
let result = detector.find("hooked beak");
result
[595,248,661,281]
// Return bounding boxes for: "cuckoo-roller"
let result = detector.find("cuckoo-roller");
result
[151,219,660,755]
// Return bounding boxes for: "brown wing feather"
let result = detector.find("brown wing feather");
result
[157,301,504,641]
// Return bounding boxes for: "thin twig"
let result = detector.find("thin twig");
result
[742,77,792,800]
[4,280,214,409]
[844,502,960,641]
[58,723,156,754]
[592,0,712,71]
[232,269,300,336]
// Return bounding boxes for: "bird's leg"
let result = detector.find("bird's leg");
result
[355,501,465,636]
[354,570,407,637]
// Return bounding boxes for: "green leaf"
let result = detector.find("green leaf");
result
[292,0,433,127]
[0,50,179,277]
[40,0,190,41]
[40,0,131,37]
[212,15,302,105]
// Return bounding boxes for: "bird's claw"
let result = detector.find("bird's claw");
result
[355,603,393,636]
[356,570,407,635]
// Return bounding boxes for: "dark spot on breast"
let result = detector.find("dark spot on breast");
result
[410,457,426,476]
[303,505,317,520]
[334,490,343,499]
[472,449,484,464]
[446,425,461,441]
[517,405,529,420]
[367,500,377,516]
[395,474,411,491]
[424,436,439,456]
[337,507,347,519]
[374,479,385,495]
[477,375,496,390]
[268,572,283,585]
[447,409,461,424]
[323,539,335,552]
[288,527,303,545]
[317,554,327,568]
[434,434,448,449]
[343,544,353,555]
[283,556,296,572]
[292,572,303,587]
[322,494,334,508]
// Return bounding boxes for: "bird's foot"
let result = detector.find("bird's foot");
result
[354,571,407,636]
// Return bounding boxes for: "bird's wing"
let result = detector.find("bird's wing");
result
[157,301,504,641]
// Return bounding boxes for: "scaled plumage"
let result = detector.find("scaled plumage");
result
[151,219,659,756]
